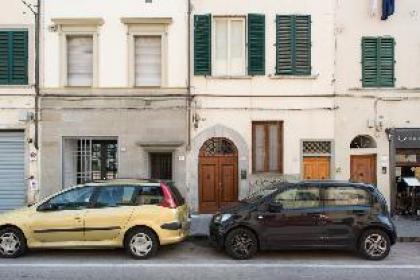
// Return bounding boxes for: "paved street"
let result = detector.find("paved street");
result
[0,240,419,280]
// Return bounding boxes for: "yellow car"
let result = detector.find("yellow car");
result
[0,179,190,259]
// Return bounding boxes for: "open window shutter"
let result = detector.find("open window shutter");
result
[10,31,28,85]
[194,14,211,76]
[276,15,293,75]
[362,37,379,87]
[294,16,311,75]
[0,31,8,84]
[379,37,395,87]
[248,14,265,75]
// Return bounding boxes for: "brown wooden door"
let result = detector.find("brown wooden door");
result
[198,138,238,213]
[303,157,331,180]
[199,156,238,213]
[350,154,377,184]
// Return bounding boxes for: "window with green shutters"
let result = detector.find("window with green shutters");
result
[276,15,311,76]
[194,15,212,76]
[0,30,28,85]
[362,37,395,87]
[248,14,265,75]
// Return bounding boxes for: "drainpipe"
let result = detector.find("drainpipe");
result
[186,0,192,151]
[34,0,40,150]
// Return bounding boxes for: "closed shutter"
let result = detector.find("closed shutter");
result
[0,132,25,211]
[379,38,395,87]
[67,36,93,87]
[194,14,211,75]
[135,36,162,86]
[362,37,395,87]
[0,30,28,85]
[248,14,265,75]
[276,15,311,75]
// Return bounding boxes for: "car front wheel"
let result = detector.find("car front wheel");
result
[125,228,159,259]
[225,228,258,260]
[359,229,391,260]
[0,227,27,258]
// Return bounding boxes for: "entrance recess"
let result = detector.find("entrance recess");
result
[199,138,238,213]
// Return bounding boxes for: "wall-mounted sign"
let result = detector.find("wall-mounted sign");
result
[393,128,420,149]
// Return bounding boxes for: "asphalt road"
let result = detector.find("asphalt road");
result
[0,240,419,280]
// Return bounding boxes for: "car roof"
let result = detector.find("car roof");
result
[297,180,375,188]
[86,178,164,186]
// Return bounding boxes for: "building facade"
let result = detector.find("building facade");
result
[189,0,337,213]
[334,0,420,214]
[1,0,419,215]
[39,0,189,198]
[0,0,37,211]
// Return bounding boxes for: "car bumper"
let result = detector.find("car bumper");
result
[209,222,226,249]
[160,220,190,246]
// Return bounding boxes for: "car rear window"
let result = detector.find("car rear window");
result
[166,182,185,206]
[324,186,371,207]
[134,185,164,205]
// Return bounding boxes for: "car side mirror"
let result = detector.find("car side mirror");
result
[268,202,283,212]
[37,203,58,212]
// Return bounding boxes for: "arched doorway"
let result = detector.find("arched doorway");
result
[350,135,377,185]
[199,138,238,213]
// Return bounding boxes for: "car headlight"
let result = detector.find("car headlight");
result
[214,214,233,223]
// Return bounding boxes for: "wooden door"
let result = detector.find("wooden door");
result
[199,138,238,213]
[303,157,331,180]
[350,154,377,184]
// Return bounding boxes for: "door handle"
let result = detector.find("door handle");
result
[75,217,82,221]
[353,210,367,216]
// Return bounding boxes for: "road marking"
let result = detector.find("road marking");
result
[0,263,420,269]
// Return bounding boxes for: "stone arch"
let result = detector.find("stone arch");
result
[187,125,249,212]
[350,135,377,149]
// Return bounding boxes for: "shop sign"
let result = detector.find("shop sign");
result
[394,128,420,149]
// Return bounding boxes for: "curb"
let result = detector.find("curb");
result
[397,237,420,242]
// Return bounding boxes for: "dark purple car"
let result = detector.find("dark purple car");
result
[209,181,397,260]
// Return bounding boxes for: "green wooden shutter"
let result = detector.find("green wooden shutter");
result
[294,16,311,75]
[0,30,28,85]
[248,14,265,75]
[379,38,395,87]
[276,15,293,75]
[276,15,311,75]
[362,37,395,87]
[194,14,211,76]
[0,31,9,84]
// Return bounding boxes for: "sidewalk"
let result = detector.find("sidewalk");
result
[189,214,420,242]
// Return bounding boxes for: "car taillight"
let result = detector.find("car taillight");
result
[160,182,177,209]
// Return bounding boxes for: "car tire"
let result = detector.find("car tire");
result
[0,227,27,258]
[359,229,391,260]
[225,228,258,260]
[125,228,159,260]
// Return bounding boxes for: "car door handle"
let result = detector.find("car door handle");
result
[74,217,82,221]
[353,210,368,216]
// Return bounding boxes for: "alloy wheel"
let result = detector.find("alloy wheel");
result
[363,233,388,258]
[0,232,21,256]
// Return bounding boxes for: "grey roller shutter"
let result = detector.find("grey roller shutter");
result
[0,131,25,211]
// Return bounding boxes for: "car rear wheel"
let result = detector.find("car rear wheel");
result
[225,228,258,260]
[125,228,159,259]
[359,229,391,260]
[0,227,27,258]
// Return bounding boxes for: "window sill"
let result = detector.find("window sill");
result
[205,75,253,80]
[0,84,32,88]
[269,74,319,80]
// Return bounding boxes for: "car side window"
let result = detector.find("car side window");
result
[134,185,163,205]
[273,186,320,210]
[95,186,136,208]
[47,186,95,210]
[324,186,371,207]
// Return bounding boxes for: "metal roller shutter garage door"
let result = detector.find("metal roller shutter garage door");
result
[0,131,25,211]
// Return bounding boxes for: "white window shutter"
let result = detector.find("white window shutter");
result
[67,36,93,87]
[229,20,245,76]
[214,19,228,76]
[135,36,162,87]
